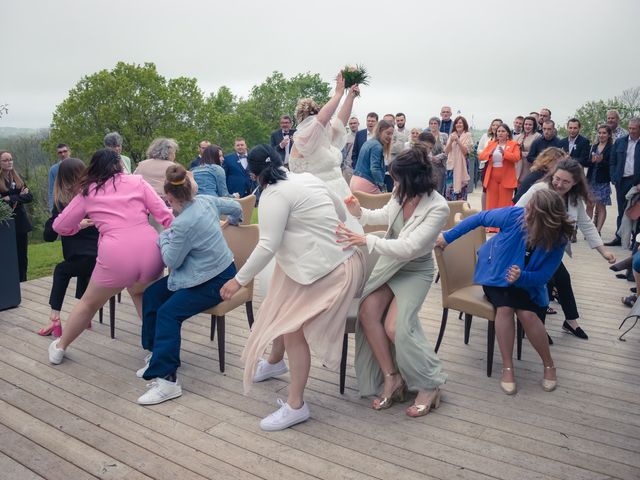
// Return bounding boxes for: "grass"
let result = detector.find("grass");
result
[28,241,63,280]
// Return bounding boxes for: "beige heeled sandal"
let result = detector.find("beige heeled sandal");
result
[500,367,517,395]
[372,372,406,410]
[542,366,557,392]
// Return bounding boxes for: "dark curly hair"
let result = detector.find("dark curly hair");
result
[388,144,436,203]
[81,148,123,196]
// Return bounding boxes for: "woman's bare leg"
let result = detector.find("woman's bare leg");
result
[283,327,310,409]
[57,281,121,350]
[516,309,555,379]
[494,306,516,382]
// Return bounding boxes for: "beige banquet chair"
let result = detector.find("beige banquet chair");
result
[352,191,392,233]
[434,219,499,376]
[203,224,259,372]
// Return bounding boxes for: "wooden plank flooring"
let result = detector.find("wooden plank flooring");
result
[1,190,639,480]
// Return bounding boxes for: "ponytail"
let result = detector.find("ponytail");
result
[247,144,287,186]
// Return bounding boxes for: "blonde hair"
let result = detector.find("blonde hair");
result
[531,147,567,173]
[295,98,321,124]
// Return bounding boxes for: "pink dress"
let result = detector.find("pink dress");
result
[53,174,174,288]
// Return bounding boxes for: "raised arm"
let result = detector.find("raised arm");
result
[336,85,359,126]
[316,71,346,127]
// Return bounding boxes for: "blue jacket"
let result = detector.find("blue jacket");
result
[559,134,590,167]
[158,195,242,291]
[443,207,566,307]
[192,163,230,197]
[610,135,640,185]
[223,152,256,197]
[353,138,386,190]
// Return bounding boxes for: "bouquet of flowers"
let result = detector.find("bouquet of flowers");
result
[342,65,369,95]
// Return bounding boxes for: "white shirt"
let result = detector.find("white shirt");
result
[492,145,504,168]
[236,172,354,286]
[624,137,639,177]
[366,130,374,141]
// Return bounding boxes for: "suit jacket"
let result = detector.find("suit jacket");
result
[189,156,202,170]
[611,135,640,185]
[351,129,369,166]
[559,135,590,167]
[223,152,255,197]
[270,129,296,162]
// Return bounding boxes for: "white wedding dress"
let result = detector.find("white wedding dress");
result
[289,116,363,233]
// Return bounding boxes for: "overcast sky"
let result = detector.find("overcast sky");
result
[2,0,639,132]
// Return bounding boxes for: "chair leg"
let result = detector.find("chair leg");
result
[210,315,215,341]
[516,317,523,361]
[434,272,440,284]
[435,308,449,353]
[245,301,254,328]
[216,315,225,372]
[458,311,463,320]
[339,333,348,394]
[117,292,122,303]
[487,320,495,377]
[98,307,103,324]
[109,295,116,339]
[464,314,473,344]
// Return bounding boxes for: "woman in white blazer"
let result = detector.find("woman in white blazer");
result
[337,145,449,417]
[221,144,365,432]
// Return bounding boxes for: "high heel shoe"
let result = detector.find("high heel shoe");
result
[542,366,557,392]
[38,318,61,337]
[500,367,517,395]
[406,388,441,417]
[372,372,406,410]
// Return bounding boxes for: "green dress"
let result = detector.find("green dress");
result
[355,211,447,396]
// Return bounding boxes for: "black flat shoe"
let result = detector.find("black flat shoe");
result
[562,321,588,339]
[604,237,622,247]
[631,287,637,293]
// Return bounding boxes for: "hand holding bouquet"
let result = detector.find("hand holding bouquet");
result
[342,64,369,96]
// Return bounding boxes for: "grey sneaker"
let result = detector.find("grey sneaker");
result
[260,399,310,431]
[137,378,182,405]
[48,338,65,364]
[136,353,152,378]
[253,358,288,382]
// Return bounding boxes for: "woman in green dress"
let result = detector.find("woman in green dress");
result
[337,145,449,417]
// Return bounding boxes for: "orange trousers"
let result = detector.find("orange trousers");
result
[485,167,514,211]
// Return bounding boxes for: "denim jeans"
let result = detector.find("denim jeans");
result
[141,262,236,379]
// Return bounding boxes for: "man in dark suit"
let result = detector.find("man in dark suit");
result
[189,140,210,169]
[351,112,379,168]
[606,118,640,246]
[223,137,256,197]
[559,118,590,167]
[527,120,562,164]
[270,115,295,166]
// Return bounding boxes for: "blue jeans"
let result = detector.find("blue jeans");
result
[141,262,236,379]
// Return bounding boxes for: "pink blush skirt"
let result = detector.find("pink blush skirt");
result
[242,250,365,393]
[349,175,381,194]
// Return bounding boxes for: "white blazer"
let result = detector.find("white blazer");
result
[359,191,450,261]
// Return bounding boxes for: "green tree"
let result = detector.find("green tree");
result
[47,62,205,167]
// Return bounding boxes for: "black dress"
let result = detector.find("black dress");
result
[2,177,33,281]
[482,247,546,320]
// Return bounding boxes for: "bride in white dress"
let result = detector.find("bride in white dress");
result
[289,72,363,232]
[251,72,364,384]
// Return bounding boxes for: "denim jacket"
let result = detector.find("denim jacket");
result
[353,139,386,190]
[192,164,230,197]
[159,195,242,291]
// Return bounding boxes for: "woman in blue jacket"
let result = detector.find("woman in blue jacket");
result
[436,189,574,395]
[350,120,394,193]
[136,163,242,406]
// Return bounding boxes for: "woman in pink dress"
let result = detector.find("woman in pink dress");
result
[48,148,173,364]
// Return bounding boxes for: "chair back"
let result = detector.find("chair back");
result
[454,210,485,265]
[222,224,259,269]
[444,200,471,230]
[353,191,392,233]
[235,194,256,226]
[435,225,481,298]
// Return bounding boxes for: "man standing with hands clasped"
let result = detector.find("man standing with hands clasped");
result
[271,115,296,167]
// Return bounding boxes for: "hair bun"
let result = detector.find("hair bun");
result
[165,164,187,184]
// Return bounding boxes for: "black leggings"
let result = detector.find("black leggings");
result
[546,261,579,321]
[49,256,97,311]
[16,232,28,282]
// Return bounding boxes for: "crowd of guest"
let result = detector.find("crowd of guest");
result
[3,70,638,434]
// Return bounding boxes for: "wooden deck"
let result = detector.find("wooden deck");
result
[1,191,639,480]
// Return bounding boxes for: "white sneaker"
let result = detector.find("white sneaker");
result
[136,353,152,378]
[260,399,310,431]
[253,358,289,382]
[137,378,182,405]
[48,339,65,364]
